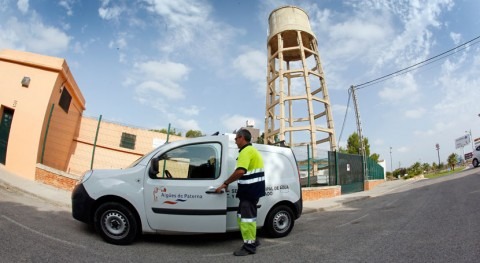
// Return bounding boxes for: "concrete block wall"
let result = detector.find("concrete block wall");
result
[302,186,341,201]
[35,164,79,191]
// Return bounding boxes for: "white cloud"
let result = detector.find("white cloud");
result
[98,1,125,20]
[176,119,200,131]
[378,74,418,103]
[179,105,200,116]
[143,0,241,65]
[233,49,266,95]
[17,0,28,14]
[221,114,260,133]
[450,32,461,45]
[397,146,409,153]
[127,60,189,115]
[0,16,70,55]
[405,107,426,119]
[373,138,384,146]
[59,0,74,16]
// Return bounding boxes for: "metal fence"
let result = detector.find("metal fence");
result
[294,145,385,193]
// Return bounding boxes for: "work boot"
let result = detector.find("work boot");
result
[233,246,255,256]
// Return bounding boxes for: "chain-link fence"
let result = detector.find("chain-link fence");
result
[291,145,330,187]
[41,113,187,176]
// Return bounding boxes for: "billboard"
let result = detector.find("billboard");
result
[455,134,471,149]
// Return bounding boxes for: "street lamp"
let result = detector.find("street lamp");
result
[390,147,393,172]
[436,143,440,168]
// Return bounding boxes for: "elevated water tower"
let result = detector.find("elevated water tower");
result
[264,6,337,160]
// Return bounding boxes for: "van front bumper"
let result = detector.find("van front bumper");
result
[71,183,95,224]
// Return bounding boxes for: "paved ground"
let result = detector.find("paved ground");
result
[0,164,430,213]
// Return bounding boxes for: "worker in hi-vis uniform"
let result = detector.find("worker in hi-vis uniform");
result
[216,128,265,256]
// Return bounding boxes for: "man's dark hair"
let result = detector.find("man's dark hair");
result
[236,129,252,142]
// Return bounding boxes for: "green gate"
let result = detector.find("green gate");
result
[328,151,365,194]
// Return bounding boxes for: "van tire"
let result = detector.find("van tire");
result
[94,202,138,245]
[264,205,294,238]
[473,159,479,168]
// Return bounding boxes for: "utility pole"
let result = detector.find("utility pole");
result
[350,85,367,179]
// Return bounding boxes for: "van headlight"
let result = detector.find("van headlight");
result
[77,170,93,185]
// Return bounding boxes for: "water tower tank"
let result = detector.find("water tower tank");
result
[264,6,337,164]
[268,6,316,61]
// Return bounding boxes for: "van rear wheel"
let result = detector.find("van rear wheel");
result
[94,202,138,245]
[264,205,294,238]
[473,159,479,168]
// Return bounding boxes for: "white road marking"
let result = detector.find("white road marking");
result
[1,215,86,248]
[336,214,369,228]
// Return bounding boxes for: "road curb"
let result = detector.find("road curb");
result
[0,180,71,209]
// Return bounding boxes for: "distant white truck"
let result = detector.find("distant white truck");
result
[473,144,480,167]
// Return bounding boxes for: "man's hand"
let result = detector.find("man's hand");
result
[215,183,228,193]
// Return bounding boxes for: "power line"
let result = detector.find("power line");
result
[337,89,351,146]
[337,34,480,147]
[354,35,480,89]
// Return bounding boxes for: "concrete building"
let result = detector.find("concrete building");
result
[0,49,184,182]
[0,49,85,179]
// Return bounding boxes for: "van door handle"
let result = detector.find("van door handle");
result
[205,190,224,194]
[206,187,224,194]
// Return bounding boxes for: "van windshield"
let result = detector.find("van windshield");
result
[127,144,165,168]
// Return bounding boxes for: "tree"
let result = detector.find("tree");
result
[408,162,422,175]
[370,153,380,162]
[345,132,380,162]
[185,130,203,138]
[346,132,370,156]
[447,153,458,171]
[151,128,182,136]
[422,163,430,174]
[256,132,264,144]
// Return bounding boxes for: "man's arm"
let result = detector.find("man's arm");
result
[215,168,246,193]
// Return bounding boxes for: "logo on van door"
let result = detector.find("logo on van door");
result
[153,186,203,204]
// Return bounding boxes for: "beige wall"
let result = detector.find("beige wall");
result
[67,116,185,175]
[0,49,85,179]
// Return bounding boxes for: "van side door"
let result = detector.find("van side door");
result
[143,142,227,233]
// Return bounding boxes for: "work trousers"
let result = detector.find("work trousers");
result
[237,198,258,253]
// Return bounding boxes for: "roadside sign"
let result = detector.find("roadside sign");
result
[455,134,470,149]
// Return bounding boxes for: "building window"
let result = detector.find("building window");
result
[59,87,72,113]
[120,132,136,150]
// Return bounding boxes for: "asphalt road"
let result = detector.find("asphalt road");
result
[1,170,479,262]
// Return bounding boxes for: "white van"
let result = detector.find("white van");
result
[72,134,303,245]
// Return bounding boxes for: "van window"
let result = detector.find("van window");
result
[152,143,221,180]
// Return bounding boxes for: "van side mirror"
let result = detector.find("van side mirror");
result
[149,157,159,178]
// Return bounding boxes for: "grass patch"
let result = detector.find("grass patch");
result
[424,166,468,179]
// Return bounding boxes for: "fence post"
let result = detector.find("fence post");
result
[307,144,310,187]
[90,115,102,170]
[166,123,171,143]
[40,104,55,164]
[335,151,339,185]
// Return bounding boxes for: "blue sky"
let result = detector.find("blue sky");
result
[1,0,480,170]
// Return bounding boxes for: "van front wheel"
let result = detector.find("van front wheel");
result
[94,202,138,245]
[264,205,294,238]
